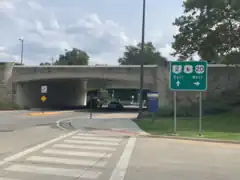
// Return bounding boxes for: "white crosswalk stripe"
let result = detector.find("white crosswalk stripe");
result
[5,164,102,178]
[27,156,107,167]
[64,139,119,146]
[71,136,122,142]
[1,132,125,179]
[42,149,112,158]
[52,143,117,151]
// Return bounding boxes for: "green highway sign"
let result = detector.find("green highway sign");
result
[169,61,208,91]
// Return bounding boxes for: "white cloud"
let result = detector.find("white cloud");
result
[0,47,5,51]
[0,1,14,9]
[0,0,178,65]
[159,44,175,61]
[27,1,42,10]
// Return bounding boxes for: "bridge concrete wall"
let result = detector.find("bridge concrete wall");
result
[10,65,156,83]
[4,64,159,108]
[2,62,238,109]
[0,62,15,103]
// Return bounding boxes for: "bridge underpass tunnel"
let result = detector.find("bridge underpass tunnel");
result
[15,79,87,109]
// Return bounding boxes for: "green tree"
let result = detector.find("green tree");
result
[14,63,23,65]
[171,0,240,63]
[40,62,51,66]
[118,42,168,66]
[54,48,89,65]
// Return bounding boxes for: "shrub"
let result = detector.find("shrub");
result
[0,101,21,110]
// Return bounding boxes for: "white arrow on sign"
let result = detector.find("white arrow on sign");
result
[193,82,200,86]
[176,81,180,87]
[41,85,48,93]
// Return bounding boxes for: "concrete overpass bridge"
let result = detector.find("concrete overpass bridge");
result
[0,62,169,109]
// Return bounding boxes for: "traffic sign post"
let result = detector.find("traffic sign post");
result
[169,61,207,91]
[41,85,48,94]
[147,92,159,123]
[40,95,47,102]
[169,61,208,135]
[40,85,48,113]
[89,97,93,119]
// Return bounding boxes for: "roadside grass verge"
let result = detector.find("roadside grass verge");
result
[134,113,240,140]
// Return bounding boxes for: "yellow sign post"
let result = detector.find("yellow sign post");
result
[40,95,47,113]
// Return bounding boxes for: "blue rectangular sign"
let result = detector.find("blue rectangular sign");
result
[147,92,159,112]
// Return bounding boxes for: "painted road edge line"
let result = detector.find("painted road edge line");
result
[56,116,81,131]
[109,137,136,180]
[27,110,74,116]
[0,130,79,166]
[28,112,62,116]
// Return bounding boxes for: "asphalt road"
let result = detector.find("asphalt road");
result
[0,111,239,180]
[0,111,88,160]
[0,110,88,132]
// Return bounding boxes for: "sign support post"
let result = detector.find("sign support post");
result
[89,97,93,119]
[173,91,177,134]
[199,92,203,136]
[40,85,48,113]
[169,61,208,136]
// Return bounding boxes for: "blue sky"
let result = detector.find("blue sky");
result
[0,0,184,65]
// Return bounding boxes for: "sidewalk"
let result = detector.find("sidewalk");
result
[124,137,240,180]
[70,113,146,135]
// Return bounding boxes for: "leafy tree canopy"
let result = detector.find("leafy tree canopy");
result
[172,0,240,63]
[54,48,89,65]
[118,42,168,66]
[40,62,51,66]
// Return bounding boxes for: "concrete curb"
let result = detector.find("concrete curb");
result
[138,134,240,144]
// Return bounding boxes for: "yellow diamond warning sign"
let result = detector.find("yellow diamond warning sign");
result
[41,95,47,102]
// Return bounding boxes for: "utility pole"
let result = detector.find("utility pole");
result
[137,0,146,120]
[19,37,24,65]
[51,57,54,65]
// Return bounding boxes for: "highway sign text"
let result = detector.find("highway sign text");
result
[169,61,208,91]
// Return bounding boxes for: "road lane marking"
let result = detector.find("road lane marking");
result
[0,178,20,180]
[56,116,81,131]
[53,144,116,151]
[77,133,100,136]
[64,139,119,146]
[5,164,101,178]
[27,156,107,167]
[43,149,112,158]
[71,136,122,142]
[77,133,125,137]
[109,137,136,180]
[0,131,78,166]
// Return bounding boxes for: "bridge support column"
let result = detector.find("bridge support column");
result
[15,83,29,108]
[0,62,15,103]
[76,80,87,106]
[152,66,171,108]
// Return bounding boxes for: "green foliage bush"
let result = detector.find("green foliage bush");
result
[0,101,21,110]
[144,87,240,118]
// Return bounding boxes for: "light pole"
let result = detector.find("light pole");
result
[19,37,24,65]
[137,0,146,120]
